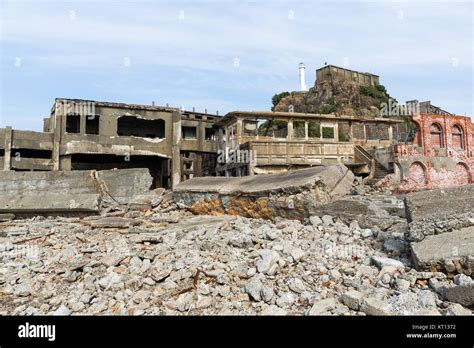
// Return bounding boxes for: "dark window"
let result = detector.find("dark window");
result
[205,128,216,141]
[182,127,197,139]
[86,115,100,135]
[117,116,165,138]
[12,148,52,159]
[66,114,80,133]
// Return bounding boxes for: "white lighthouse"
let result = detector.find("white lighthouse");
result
[299,62,307,91]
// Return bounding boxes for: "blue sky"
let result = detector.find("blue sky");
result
[0,0,472,131]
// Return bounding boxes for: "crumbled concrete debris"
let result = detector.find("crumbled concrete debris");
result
[0,185,472,316]
[173,165,354,220]
[410,227,474,275]
[360,298,391,316]
[404,185,474,242]
[341,290,364,310]
[309,298,337,315]
[443,285,474,307]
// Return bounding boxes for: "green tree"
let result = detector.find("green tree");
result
[271,92,290,111]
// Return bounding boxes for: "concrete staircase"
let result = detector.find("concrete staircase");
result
[354,145,391,186]
[366,161,390,186]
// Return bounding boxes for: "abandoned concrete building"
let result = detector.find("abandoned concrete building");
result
[0,98,219,189]
[315,64,380,87]
[213,110,406,179]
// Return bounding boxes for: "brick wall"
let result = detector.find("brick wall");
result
[388,114,473,192]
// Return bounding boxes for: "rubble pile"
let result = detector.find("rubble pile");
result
[1,186,472,316]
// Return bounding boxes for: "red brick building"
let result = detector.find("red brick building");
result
[388,113,473,191]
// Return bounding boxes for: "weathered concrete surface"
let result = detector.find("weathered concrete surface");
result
[405,185,474,222]
[173,165,354,220]
[405,184,474,242]
[444,285,474,308]
[411,227,474,275]
[0,168,152,214]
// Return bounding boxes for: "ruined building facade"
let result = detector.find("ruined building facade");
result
[387,113,473,191]
[213,110,406,179]
[1,98,219,189]
[315,65,380,87]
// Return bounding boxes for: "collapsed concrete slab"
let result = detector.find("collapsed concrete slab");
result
[404,184,474,242]
[411,226,474,275]
[0,168,153,214]
[173,165,355,220]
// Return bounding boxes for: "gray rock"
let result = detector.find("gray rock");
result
[276,292,295,308]
[361,229,373,238]
[261,287,275,303]
[101,252,128,267]
[445,303,472,316]
[262,305,287,316]
[309,298,336,315]
[98,272,122,290]
[287,278,306,294]
[290,248,305,262]
[256,249,280,275]
[195,296,212,309]
[244,276,264,302]
[360,297,391,316]
[264,228,279,241]
[341,290,364,310]
[453,274,473,286]
[371,256,404,270]
[309,216,322,226]
[52,305,71,316]
[321,215,334,226]
[444,284,474,307]
[394,278,411,291]
[228,233,254,248]
[14,282,31,297]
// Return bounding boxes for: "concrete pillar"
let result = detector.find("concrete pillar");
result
[171,110,182,189]
[305,121,308,140]
[236,119,242,145]
[334,122,339,142]
[59,155,72,170]
[287,120,293,140]
[388,126,393,141]
[80,114,86,135]
[52,113,62,171]
[3,126,12,171]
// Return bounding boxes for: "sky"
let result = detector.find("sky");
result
[0,0,472,131]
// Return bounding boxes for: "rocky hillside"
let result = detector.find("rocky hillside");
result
[272,76,396,118]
